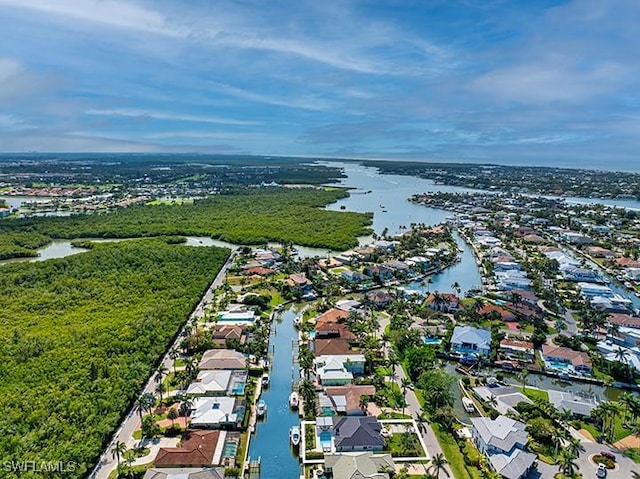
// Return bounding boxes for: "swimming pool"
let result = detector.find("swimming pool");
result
[231,380,246,395]
[320,431,332,450]
[223,440,238,458]
[423,336,442,345]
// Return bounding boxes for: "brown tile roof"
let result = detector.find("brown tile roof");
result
[425,292,460,304]
[614,257,640,268]
[500,339,534,351]
[199,349,247,370]
[314,338,352,356]
[288,273,310,285]
[315,322,357,341]
[325,384,376,412]
[542,345,591,368]
[478,303,516,320]
[244,266,274,276]
[212,325,245,340]
[314,308,350,325]
[607,313,640,329]
[154,430,221,467]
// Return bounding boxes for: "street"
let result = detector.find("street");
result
[90,250,235,479]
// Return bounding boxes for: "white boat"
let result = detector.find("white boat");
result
[261,373,270,387]
[289,392,299,409]
[293,316,301,328]
[256,400,267,417]
[290,425,301,446]
[462,397,475,413]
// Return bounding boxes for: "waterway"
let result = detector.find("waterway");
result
[247,304,302,479]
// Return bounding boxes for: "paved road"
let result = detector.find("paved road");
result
[575,442,640,479]
[91,251,235,479]
[377,313,454,477]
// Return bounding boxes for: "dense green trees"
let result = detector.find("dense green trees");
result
[0,240,229,478]
[0,188,372,258]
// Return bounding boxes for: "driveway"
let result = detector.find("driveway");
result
[575,443,640,479]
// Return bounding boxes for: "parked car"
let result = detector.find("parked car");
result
[596,463,607,478]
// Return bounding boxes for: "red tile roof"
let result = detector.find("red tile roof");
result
[154,430,221,467]
[314,338,352,356]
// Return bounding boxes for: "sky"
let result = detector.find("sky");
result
[0,0,639,167]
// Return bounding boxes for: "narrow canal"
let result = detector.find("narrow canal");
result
[247,304,302,479]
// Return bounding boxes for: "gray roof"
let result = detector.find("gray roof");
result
[333,417,384,449]
[489,449,537,479]
[548,389,597,417]
[325,452,394,479]
[144,468,224,479]
[451,326,491,348]
[470,416,528,453]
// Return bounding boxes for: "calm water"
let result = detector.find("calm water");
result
[247,304,302,478]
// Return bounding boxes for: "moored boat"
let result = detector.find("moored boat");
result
[293,316,301,328]
[289,392,299,409]
[290,425,301,446]
[462,397,475,413]
[256,400,267,417]
[261,373,270,387]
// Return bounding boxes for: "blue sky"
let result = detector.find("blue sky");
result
[0,0,638,167]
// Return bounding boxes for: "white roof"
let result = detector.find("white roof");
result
[190,397,237,427]
[451,326,491,349]
[186,370,232,395]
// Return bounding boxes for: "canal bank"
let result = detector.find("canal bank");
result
[246,304,302,479]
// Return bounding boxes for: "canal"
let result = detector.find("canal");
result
[247,304,303,479]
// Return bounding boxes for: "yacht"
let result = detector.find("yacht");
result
[256,400,267,417]
[293,316,301,328]
[290,425,301,446]
[289,392,299,409]
[261,373,270,388]
[462,397,475,413]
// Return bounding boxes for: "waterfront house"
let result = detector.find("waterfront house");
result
[547,390,598,418]
[314,307,350,326]
[216,307,257,325]
[541,344,592,375]
[190,397,245,429]
[324,452,394,479]
[470,416,536,479]
[211,325,247,348]
[607,313,640,329]
[315,354,365,386]
[365,290,393,308]
[472,385,531,415]
[153,430,226,468]
[314,338,352,356]
[363,265,394,282]
[323,384,376,416]
[499,339,534,362]
[199,349,247,370]
[425,292,460,313]
[332,416,385,452]
[144,468,223,479]
[186,370,247,396]
[451,326,492,358]
[478,303,516,322]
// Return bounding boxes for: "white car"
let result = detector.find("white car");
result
[596,463,607,478]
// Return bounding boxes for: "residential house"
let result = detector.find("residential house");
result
[479,303,516,322]
[324,452,394,479]
[451,326,492,358]
[365,290,392,308]
[363,265,394,282]
[499,339,534,362]
[186,370,247,396]
[323,384,376,416]
[211,325,247,348]
[216,307,257,325]
[315,354,365,386]
[547,390,598,418]
[314,338,353,356]
[144,468,223,479]
[153,430,227,468]
[190,397,245,429]
[199,349,247,370]
[607,313,640,329]
[425,292,460,313]
[333,416,385,452]
[472,385,531,415]
[470,416,536,479]
[541,345,592,375]
[314,308,350,326]
[315,323,357,341]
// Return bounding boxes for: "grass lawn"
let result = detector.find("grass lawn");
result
[516,385,549,402]
[431,423,482,479]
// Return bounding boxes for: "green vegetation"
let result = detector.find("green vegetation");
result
[516,386,549,402]
[0,188,372,257]
[0,240,229,478]
[0,231,51,259]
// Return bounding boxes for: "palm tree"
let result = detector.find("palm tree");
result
[155,382,166,403]
[614,347,630,365]
[429,453,449,478]
[400,378,411,415]
[179,397,194,417]
[451,281,461,295]
[558,449,578,477]
[169,347,180,375]
[111,440,127,471]
[136,392,155,420]
[168,407,178,427]
[567,437,584,458]
[155,364,169,384]
[518,369,529,393]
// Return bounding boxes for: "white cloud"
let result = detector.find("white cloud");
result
[0,0,183,36]
[86,109,258,126]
